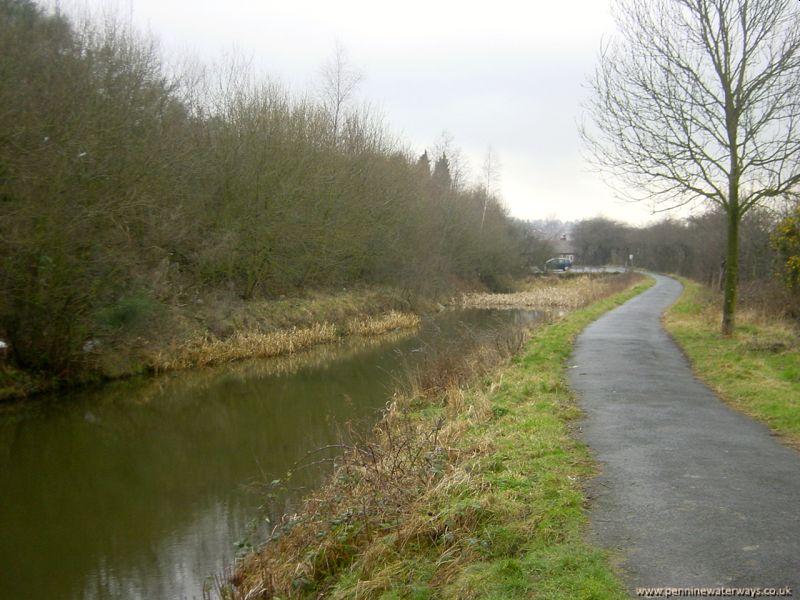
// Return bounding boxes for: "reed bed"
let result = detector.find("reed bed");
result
[149,323,339,372]
[462,272,641,310]
[345,311,421,336]
[148,311,421,374]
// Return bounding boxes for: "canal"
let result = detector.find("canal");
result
[0,308,543,599]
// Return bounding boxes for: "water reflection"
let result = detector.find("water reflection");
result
[0,309,544,600]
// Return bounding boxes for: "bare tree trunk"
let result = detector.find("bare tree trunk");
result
[722,210,739,336]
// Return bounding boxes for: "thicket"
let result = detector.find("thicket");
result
[0,1,544,378]
[571,207,800,319]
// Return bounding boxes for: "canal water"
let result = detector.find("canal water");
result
[0,309,543,600]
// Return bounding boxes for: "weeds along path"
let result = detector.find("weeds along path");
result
[570,274,800,595]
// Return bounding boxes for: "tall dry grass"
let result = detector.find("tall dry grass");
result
[676,278,799,343]
[345,311,421,336]
[148,324,339,372]
[116,329,419,408]
[737,279,800,324]
[461,273,642,310]
[148,311,420,373]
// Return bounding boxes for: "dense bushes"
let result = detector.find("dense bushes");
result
[0,1,543,376]
[773,205,800,289]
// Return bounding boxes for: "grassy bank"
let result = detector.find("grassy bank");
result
[223,273,652,599]
[0,287,422,401]
[664,278,800,448]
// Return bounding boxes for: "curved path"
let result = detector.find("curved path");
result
[569,274,800,596]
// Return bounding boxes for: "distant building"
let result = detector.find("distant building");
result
[553,233,578,264]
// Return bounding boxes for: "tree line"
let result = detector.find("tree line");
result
[0,1,547,377]
[569,209,800,317]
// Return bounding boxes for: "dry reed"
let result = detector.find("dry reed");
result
[148,323,339,372]
[345,311,421,336]
[148,311,420,374]
[462,273,641,310]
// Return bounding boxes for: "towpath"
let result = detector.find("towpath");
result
[569,274,800,597]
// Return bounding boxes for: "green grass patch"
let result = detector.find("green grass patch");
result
[436,279,653,599]
[664,278,800,447]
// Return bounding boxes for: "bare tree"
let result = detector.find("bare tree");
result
[481,146,501,232]
[432,131,468,191]
[319,41,362,146]
[582,0,800,334]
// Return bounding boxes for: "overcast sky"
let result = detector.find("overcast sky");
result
[73,0,670,226]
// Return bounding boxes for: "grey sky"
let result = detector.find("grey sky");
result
[75,0,667,225]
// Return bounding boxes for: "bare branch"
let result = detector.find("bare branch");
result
[318,41,363,146]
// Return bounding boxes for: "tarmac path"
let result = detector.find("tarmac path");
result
[569,274,800,597]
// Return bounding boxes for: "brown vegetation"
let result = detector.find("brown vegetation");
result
[149,311,421,373]
[461,272,643,310]
[0,285,422,400]
[344,311,422,337]
[149,323,340,372]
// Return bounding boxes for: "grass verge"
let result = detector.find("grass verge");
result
[664,277,800,448]
[222,273,653,599]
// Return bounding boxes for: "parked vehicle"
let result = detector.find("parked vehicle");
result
[545,257,572,271]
